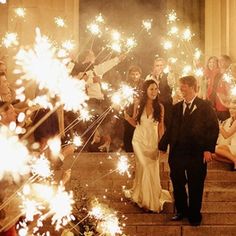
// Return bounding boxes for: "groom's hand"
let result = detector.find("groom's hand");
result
[203,151,213,163]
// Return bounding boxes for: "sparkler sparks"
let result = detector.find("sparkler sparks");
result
[2,32,19,48]
[142,19,152,32]
[54,17,66,27]
[15,8,26,18]
[95,13,105,23]
[194,48,201,61]
[117,155,130,177]
[0,0,7,3]
[167,10,178,23]
[87,23,101,36]
[111,84,135,110]
[182,27,194,41]
[0,126,31,182]
[163,40,173,50]
[62,40,75,51]
[31,155,52,178]
[14,28,88,112]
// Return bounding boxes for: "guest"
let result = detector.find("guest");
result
[215,101,236,171]
[145,57,173,129]
[123,65,143,152]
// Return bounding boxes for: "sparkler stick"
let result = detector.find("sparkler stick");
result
[0,213,23,233]
[68,213,90,232]
[0,174,39,211]
[70,107,112,169]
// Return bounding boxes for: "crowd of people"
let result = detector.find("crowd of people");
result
[0,50,236,232]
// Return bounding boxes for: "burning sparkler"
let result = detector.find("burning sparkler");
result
[2,32,19,48]
[14,28,88,112]
[111,84,135,110]
[54,17,66,27]
[0,126,32,182]
[142,19,152,32]
[15,8,26,18]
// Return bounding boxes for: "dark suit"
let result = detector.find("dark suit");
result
[159,97,219,223]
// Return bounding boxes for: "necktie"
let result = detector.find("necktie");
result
[184,102,191,117]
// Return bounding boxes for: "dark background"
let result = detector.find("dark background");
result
[79,0,205,77]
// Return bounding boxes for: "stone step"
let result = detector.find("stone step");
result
[103,201,236,214]
[124,225,236,236]
[123,213,236,226]
[63,152,233,171]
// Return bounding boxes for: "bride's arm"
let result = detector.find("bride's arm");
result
[158,103,165,140]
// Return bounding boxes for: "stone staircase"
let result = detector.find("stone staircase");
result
[55,152,236,236]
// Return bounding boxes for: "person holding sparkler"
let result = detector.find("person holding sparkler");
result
[123,65,143,152]
[124,79,172,212]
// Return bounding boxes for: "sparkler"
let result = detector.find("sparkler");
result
[117,155,130,177]
[87,23,101,36]
[0,0,6,3]
[111,31,121,41]
[95,13,105,24]
[0,126,31,182]
[194,48,201,61]
[111,84,135,110]
[163,40,173,50]
[182,27,194,41]
[54,17,66,27]
[31,155,52,179]
[142,19,152,32]
[15,8,26,18]
[167,10,178,23]
[62,40,75,51]
[15,28,88,112]
[2,32,19,48]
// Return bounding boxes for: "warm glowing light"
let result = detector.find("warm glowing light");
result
[95,13,104,23]
[223,73,233,83]
[117,155,130,177]
[0,0,7,3]
[111,31,121,41]
[15,28,88,112]
[2,32,18,48]
[111,84,135,110]
[15,8,26,17]
[62,40,75,51]
[126,37,137,50]
[182,65,192,76]
[163,40,173,50]
[31,155,52,178]
[54,17,66,27]
[48,137,61,157]
[194,48,201,60]
[182,27,194,41]
[142,19,152,32]
[168,26,179,35]
[110,42,121,53]
[87,23,101,35]
[0,126,31,182]
[167,10,178,23]
[194,68,204,77]
[72,135,82,147]
[231,86,236,96]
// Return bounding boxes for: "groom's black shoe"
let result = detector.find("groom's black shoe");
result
[171,213,186,221]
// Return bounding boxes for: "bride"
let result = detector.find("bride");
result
[124,79,172,212]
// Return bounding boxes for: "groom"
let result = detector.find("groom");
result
[159,76,219,226]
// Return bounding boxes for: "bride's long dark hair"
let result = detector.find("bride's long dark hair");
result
[136,79,162,124]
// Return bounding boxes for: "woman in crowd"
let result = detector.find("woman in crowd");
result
[215,101,236,171]
[124,80,172,212]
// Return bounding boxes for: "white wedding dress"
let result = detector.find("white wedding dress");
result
[124,110,172,212]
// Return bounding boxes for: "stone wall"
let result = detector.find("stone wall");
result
[205,0,236,62]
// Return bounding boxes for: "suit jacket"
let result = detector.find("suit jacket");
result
[159,97,219,159]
